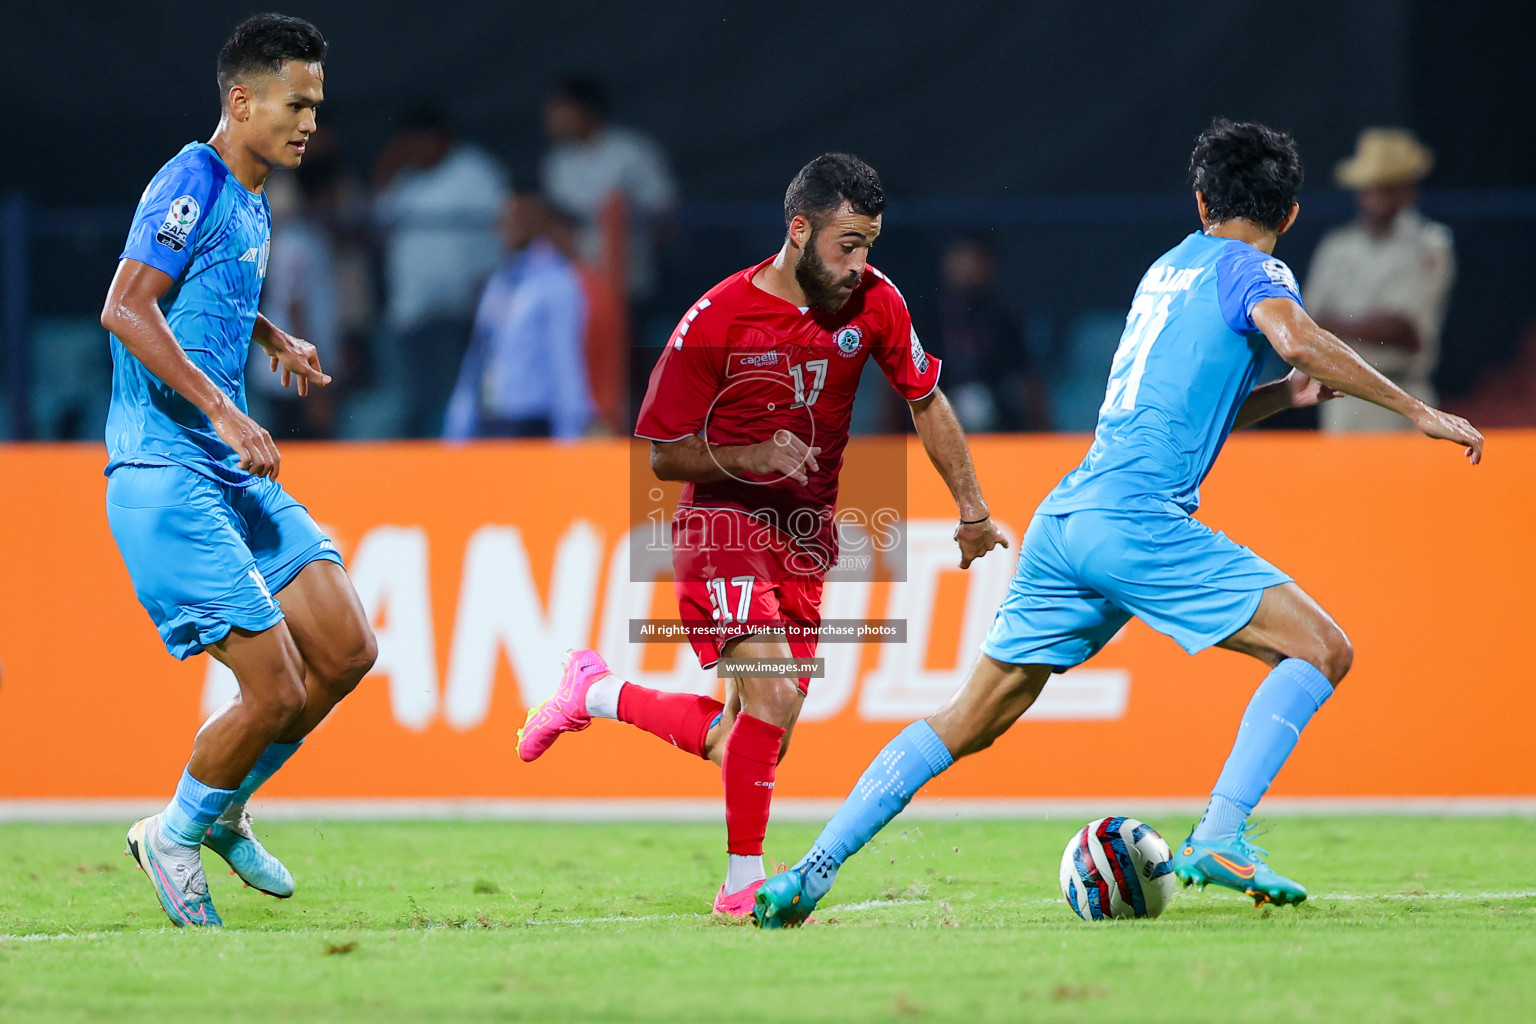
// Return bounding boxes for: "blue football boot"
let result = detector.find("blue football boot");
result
[752,867,819,929]
[203,808,295,899]
[1172,824,1307,907]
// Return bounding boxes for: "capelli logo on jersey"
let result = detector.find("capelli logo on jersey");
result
[834,325,863,357]
[727,351,786,376]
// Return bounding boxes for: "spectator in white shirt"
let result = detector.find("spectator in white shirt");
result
[443,194,595,440]
[372,104,509,436]
[1305,128,1456,432]
[541,77,676,302]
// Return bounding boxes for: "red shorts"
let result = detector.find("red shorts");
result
[672,508,825,694]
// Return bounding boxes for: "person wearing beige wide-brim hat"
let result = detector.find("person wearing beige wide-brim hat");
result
[1303,128,1456,432]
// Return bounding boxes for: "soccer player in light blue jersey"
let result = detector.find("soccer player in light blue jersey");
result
[101,14,376,927]
[757,119,1484,926]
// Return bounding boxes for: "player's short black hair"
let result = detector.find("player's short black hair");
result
[784,153,885,231]
[1188,118,1304,231]
[217,13,327,94]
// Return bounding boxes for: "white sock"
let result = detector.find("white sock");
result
[585,676,625,719]
[725,853,766,893]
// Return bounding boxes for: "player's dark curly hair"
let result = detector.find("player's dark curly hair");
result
[217,13,328,94]
[784,153,885,230]
[1188,118,1304,231]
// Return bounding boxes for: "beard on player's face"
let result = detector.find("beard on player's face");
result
[794,228,861,312]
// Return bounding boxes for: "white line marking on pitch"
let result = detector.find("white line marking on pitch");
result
[4,892,1530,942]
[0,899,930,941]
[521,897,926,928]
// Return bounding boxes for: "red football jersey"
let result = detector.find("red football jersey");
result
[635,256,941,571]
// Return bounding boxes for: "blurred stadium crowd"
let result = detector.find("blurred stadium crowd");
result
[4,76,1534,443]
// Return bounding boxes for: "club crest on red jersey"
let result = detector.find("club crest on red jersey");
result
[834,325,863,357]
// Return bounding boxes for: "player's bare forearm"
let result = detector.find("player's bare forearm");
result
[252,312,330,394]
[1256,297,1483,462]
[251,312,285,352]
[101,260,239,423]
[909,389,987,519]
[1233,379,1296,430]
[909,390,1008,568]
[649,435,732,483]
[1237,370,1343,430]
[650,432,821,487]
[1253,298,1423,420]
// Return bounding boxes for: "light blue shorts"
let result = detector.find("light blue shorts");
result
[981,509,1291,669]
[106,465,343,659]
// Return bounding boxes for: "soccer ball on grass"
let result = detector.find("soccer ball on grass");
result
[1059,816,1176,921]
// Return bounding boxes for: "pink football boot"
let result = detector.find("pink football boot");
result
[516,649,613,762]
[712,878,766,918]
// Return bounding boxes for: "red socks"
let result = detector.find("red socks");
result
[721,713,785,856]
[617,684,723,760]
[611,686,786,856]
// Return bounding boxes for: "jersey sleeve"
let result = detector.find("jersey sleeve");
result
[121,153,224,282]
[1215,243,1304,334]
[869,273,942,400]
[633,301,726,440]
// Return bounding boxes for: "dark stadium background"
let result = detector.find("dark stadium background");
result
[3,0,1533,438]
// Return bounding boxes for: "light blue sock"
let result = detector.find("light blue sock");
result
[159,767,238,847]
[793,719,955,901]
[224,740,304,816]
[1192,658,1334,842]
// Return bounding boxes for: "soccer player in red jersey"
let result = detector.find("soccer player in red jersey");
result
[517,154,1008,914]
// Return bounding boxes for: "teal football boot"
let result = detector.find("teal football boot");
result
[1172,824,1307,906]
[753,868,818,929]
[203,809,295,899]
[125,815,225,927]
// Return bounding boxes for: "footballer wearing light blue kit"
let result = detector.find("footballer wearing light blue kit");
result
[756,119,1485,927]
[103,14,376,927]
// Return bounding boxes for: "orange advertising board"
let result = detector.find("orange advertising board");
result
[1,433,1532,801]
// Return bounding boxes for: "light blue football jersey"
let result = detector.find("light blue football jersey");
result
[106,142,271,485]
[1039,231,1303,517]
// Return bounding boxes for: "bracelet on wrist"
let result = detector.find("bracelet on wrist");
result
[960,514,990,525]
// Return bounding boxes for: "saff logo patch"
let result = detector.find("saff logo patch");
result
[1261,258,1299,297]
[834,325,863,357]
[155,195,200,252]
[909,327,930,374]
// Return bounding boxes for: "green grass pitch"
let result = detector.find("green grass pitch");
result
[2,816,1533,1022]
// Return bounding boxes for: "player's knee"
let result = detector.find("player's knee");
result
[1319,625,1353,686]
[740,678,800,725]
[342,628,379,687]
[316,626,378,695]
[257,677,308,731]
[1292,622,1352,686]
